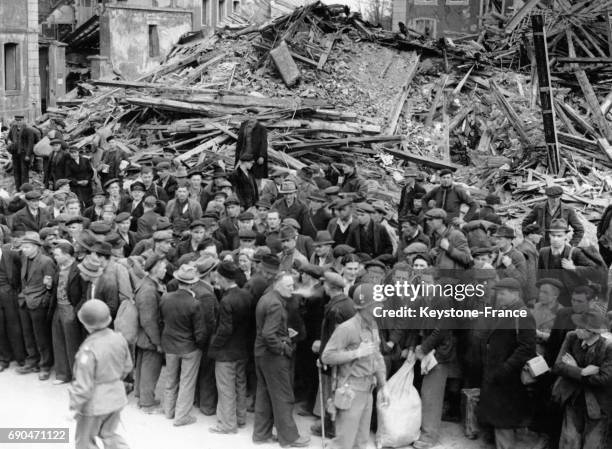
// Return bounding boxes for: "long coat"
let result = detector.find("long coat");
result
[477,304,536,428]
[44,149,68,189]
[235,119,268,179]
[208,286,253,362]
[11,206,52,233]
[134,276,163,350]
[65,156,94,206]
[229,168,259,210]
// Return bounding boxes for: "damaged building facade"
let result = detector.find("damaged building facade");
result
[0,0,41,122]
[391,0,502,37]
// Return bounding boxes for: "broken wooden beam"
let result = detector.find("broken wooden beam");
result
[505,0,541,34]
[283,135,402,150]
[566,30,612,141]
[386,144,460,170]
[490,81,532,147]
[385,53,420,135]
[532,14,560,174]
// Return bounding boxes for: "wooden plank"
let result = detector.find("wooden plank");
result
[175,135,230,162]
[532,14,560,174]
[557,100,597,136]
[505,0,541,34]
[317,35,337,70]
[425,75,448,127]
[268,120,381,134]
[566,30,612,141]
[283,135,402,151]
[448,105,473,132]
[186,93,327,109]
[183,53,227,84]
[557,57,612,63]
[385,145,460,170]
[490,80,532,147]
[385,53,419,135]
[123,96,241,117]
[91,79,218,94]
[452,64,474,95]
[557,132,600,152]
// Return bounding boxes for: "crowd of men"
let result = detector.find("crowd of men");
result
[0,115,611,449]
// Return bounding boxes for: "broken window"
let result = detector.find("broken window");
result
[202,0,209,25]
[4,43,20,91]
[148,25,160,58]
[218,0,226,21]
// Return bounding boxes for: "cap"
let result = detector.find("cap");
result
[239,229,257,240]
[25,190,41,200]
[103,178,121,190]
[65,216,85,226]
[279,226,297,241]
[282,218,300,231]
[494,225,515,239]
[535,278,564,291]
[333,244,355,257]
[189,219,206,230]
[256,199,272,209]
[196,258,219,277]
[216,260,242,281]
[403,242,429,255]
[143,196,157,208]
[424,208,447,220]
[523,223,542,236]
[252,246,272,262]
[439,169,454,177]
[471,246,494,257]
[114,212,131,224]
[313,231,334,246]
[225,196,240,206]
[89,221,112,235]
[333,198,353,209]
[355,202,375,214]
[278,180,298,194]
[493,277,522,291]
[260,254,280,272]
[21,234,43,246]
[238,212,254,221]
[52,239,74,255]
[153,230,173,241]
[547,219,569,233]
[91,241,112,256]
[298,263,326,279]
[78,255,104,278]
[156,161,171,170]
[320,271,346,289]
[545,186,563,197]
[144,254,166,272]
[308,191,327,203]
[130,181,145,192]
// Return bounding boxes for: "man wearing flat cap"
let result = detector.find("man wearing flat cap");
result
[474,193,502,225]
[425,208,472,270]
[16,234,57,380]
[491,225,527,288]
[136,196,161,241]
[327,198,358,247]
[7,114,40,189]
[155,161,178,200]
[478,278,536,449]
[521,185,583,248]
[119,182,147,231]
[346,202,393,259]
[165,182,203,235]
[208,261,254,434]
[398,167,426,218]
[537,219,604,306]
[421,169,477,222]
[338,160,368,198]
[11,190,52,233]
[311,271,355,438]
[278,226,309,272]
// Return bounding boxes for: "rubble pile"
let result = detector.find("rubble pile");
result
[43,1,612,224]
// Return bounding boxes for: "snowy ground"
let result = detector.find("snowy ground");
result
[0,361,495,449]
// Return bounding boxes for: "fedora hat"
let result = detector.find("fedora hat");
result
[173,264,199,284]
[278,179,298,194]
[572,308,607,334]
[196,257,219,277]
[313,231,334,246]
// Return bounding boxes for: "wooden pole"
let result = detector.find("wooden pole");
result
[531,14,561,174]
